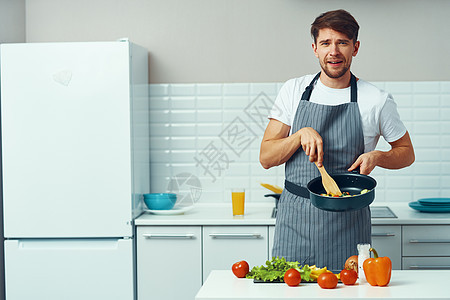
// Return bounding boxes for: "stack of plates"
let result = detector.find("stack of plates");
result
[409,198,450,213]
[146,206,194,215]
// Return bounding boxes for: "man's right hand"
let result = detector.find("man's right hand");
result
[260,119,324,169]
[297,127,324,166]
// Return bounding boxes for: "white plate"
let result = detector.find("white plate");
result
[145,206,194,215]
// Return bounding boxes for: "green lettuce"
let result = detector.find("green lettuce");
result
[245,257,314,282]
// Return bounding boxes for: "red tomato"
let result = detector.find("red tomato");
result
[232,260,249,278]
[340,269,358,285]
[317,273,338,289]
[284,268,301,287]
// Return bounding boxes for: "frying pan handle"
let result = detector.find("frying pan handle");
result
[264,194,280,208]
[264,194,281,200]
[350,167,360,174]
[284,180,310,199]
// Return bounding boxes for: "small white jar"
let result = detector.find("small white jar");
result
[357,243,371,284]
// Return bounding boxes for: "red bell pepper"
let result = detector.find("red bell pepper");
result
[363,248,392,286]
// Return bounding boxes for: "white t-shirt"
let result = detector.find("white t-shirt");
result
[268,74,407,152]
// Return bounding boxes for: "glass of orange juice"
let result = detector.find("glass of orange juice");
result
[231,188,245,216]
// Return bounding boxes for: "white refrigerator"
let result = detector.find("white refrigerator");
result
[0,40,149,300]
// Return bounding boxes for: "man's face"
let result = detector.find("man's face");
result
[312,28,360,79]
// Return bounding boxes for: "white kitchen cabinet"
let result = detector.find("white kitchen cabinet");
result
[402,225,450,270]
[136,226,202,300]
[403,257,450,270]
[202,226,268,282]
[371,225,402,270]
[403,225,450,256]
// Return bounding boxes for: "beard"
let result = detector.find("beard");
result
[319,58,350,79]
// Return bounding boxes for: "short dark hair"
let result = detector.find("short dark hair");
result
[311,9,359,44]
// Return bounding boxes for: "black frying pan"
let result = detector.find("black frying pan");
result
[265,173,376,212]
[307,172,376,212]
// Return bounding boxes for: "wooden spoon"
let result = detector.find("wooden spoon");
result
[315,162,342,196]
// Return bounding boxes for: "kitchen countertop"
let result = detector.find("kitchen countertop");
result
[135,202,450,226]
[195,270,449,300]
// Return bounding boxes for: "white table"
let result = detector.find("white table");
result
[195,270,450,300]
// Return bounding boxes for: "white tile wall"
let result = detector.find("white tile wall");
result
[148,81,450,204]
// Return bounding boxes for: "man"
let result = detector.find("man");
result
[260,9,414,269]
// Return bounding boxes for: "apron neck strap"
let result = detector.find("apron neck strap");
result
[300,72,321,100]
[350,73,357,103]
[301,72,358,103]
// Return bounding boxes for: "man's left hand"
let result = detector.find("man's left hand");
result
[348,131,415,175]
[348,151,380,175]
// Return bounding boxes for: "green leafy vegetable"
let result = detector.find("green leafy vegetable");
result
[245,257,314,282]
[299,264,313,282]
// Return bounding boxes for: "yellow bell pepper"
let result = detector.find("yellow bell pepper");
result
[310,266,329,280]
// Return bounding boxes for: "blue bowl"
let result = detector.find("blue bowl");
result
[143,193,177,210]
[144,193,176,199]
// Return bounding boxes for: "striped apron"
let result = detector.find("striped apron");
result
[272,72,371,270]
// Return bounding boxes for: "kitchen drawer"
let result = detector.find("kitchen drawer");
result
[403,225,450,256]
[203,226,268,282]
[403,257,450,270]
[371,225,402,270]
[137,226,202,300]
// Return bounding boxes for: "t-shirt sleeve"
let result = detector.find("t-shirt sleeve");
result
[268,79,294,126]
[379,94,407,143]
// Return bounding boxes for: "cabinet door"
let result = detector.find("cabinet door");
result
[203,226,268,281]
[137,226,202,300]
[403,257,450,270]
[371,225,402,270]
[403,225,450,256]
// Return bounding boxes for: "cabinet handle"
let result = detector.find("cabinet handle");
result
[371,233,396,237]
[409,239,450,243]
[143,233,195,239]
[209,233,262,239]
[409,265,450,270]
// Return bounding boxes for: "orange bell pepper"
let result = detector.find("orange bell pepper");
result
[363,248,392,286]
